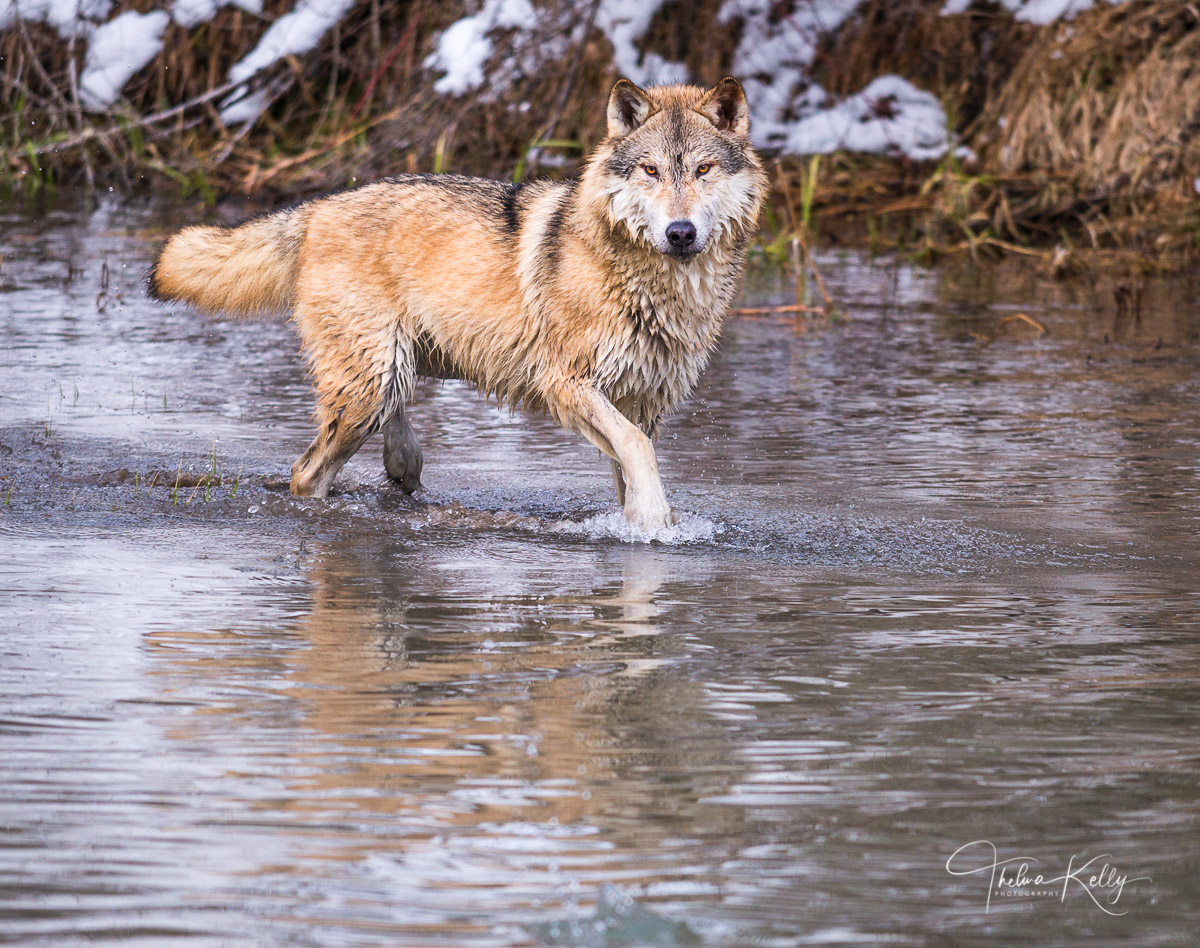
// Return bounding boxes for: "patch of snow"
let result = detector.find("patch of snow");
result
[424,0,538,96]
[227,0,354,84]
[0,0,112,37]
[720,0,865,149]
[425,0,687,99]
[78,9,169,108]
[1009,0,1104,24]
[1193,177,1200,196]
[596,0,687,87]
[221,0,355,123]
[784,75,951,161]
[171,0,262,30]
[218,86,270,124]
[942,0,1122,24]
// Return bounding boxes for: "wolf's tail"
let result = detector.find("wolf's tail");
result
[149,207,307,318]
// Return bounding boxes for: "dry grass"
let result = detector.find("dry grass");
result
[797,0,1200,266]
[1,0,630,196]
[3,0,1199,267]
[972,0,1200,247]
[0,0,731,198]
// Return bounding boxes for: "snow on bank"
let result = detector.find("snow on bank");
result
[171,0,262,30]
[720,1,955,159]
[423,0,686,98]
[421,0,1127,160]
[720,0,864,149]
[424,0,538,95]
[227,0,354,85]
[0,0,111,37]
[79,10,169,108]
[942,0,1107,25]
[4,0,1133,151]
[220,0,355,121]
[595,0,687,87]
[783,75,951,161]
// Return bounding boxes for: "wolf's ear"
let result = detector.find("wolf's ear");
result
[607,79,653,137]
[697,77,750,137]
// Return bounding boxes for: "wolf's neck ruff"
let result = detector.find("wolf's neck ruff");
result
[149,78,766,531]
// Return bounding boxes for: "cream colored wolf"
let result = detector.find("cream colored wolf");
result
[150,78,766,530]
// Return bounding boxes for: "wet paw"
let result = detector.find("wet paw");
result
[623,494,675,532]
[389,472,422,495]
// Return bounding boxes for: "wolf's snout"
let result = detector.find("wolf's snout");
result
[665,220,697,254]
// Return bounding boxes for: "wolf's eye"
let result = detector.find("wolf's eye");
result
[696,163,713,177]
[643,164,659,178]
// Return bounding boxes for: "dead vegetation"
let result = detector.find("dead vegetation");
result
[3,0,1200,267]
[805,0,1200,267]
[1,0,626,197]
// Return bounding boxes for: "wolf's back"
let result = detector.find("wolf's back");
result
[149,207,306,318]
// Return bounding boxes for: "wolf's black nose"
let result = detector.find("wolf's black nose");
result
[666,220,697,250]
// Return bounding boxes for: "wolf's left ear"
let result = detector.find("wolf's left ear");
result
[697,77,750,137]
[607,79,653,137]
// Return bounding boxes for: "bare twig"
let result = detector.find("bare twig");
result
[792,225,836,315]
[997,312,1048,334]
[21,78,248,158]
[526,0,602,178]
[65,37,95,196]
[352,9,421,118]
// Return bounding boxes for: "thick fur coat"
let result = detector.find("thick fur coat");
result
[150,78,767,529]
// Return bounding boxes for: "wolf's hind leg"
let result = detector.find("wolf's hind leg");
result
[610,460,626,506]
[383,405,423,493]
[291,418,371,498]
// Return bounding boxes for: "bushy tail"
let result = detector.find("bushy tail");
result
[149,207,307,318]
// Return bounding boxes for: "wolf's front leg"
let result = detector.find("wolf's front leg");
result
[561,386,677,530]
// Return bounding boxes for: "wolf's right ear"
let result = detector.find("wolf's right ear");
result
[697,77,750,137]
[607,79,653,137]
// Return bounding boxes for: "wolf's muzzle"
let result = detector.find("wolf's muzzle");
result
[665,220,698,256]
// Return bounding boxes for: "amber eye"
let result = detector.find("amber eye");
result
[643,164,659,178]
[697,163,713,177]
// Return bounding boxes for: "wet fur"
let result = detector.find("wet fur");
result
[150,79,767,528]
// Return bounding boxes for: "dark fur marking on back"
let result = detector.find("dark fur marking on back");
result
[500,181,526,235]
[541,202,568,275]
[538,181,576,278]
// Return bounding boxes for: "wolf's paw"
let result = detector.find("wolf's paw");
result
[387,470,422,494]
[623,493,675,532]
[384,452,423,494]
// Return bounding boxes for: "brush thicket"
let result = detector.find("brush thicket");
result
[3,0,1198,264]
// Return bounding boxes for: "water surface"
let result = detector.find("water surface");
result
[1,200,1197,946]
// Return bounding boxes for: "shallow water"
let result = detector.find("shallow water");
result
[1,200,1197,946]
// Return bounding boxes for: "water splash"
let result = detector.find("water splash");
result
[528,884,701,946]
[551,510,722,545]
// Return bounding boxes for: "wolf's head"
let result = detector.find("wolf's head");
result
[583,78,766,260]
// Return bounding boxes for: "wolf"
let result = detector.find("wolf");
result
[149,78,767,530]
